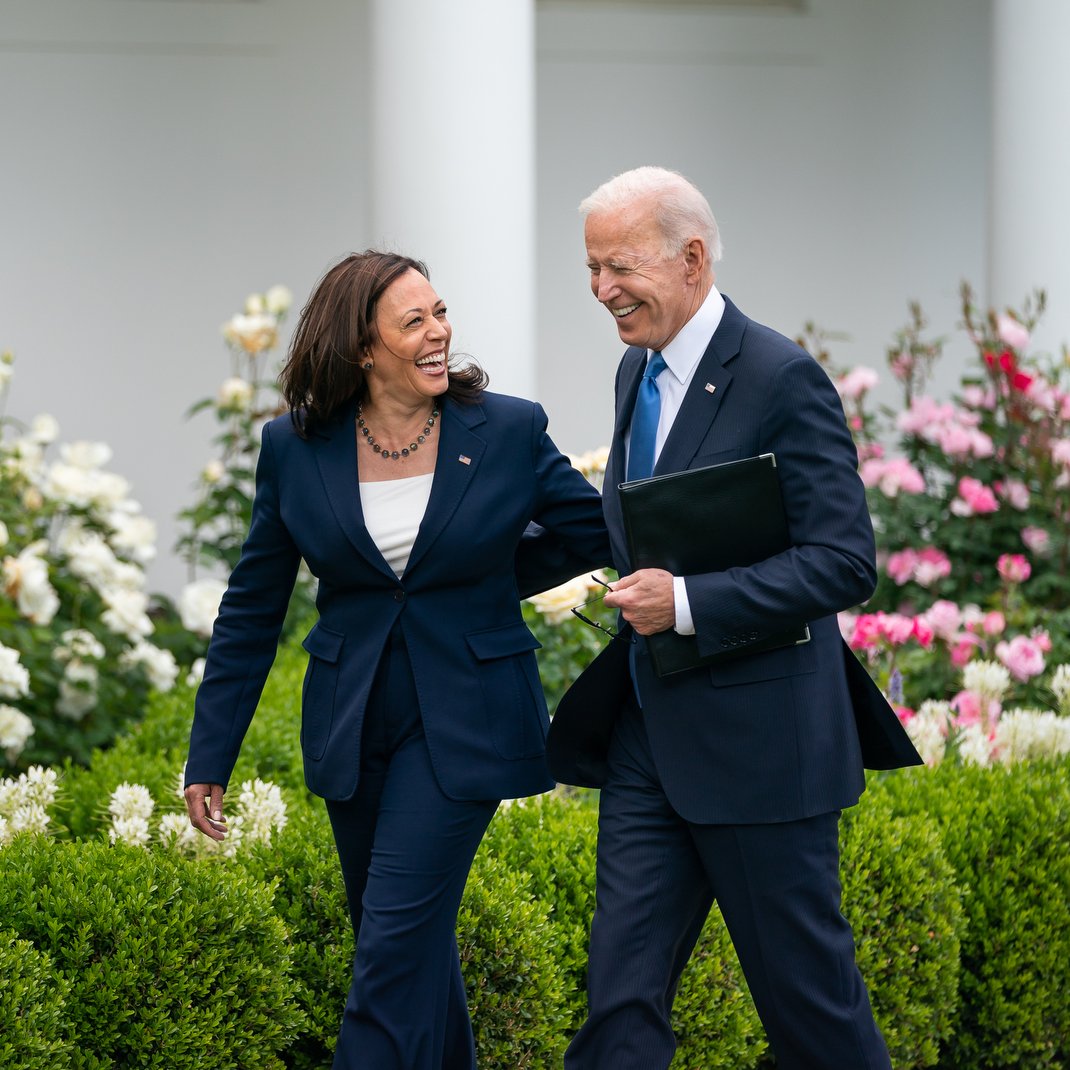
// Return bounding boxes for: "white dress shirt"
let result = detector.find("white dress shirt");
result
[628,284,725,635]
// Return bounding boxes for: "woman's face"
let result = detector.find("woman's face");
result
[366,269,452,407]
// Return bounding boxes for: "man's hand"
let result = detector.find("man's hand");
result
[604,568,676,635]
[184,782,228,842]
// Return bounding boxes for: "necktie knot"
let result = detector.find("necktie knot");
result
[644,351,667,382]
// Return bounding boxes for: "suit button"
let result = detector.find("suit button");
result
[393,590,405,603]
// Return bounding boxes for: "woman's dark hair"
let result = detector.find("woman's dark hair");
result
[279,250,487,437]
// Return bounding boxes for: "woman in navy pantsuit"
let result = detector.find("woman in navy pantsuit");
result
[183,251,610,1068]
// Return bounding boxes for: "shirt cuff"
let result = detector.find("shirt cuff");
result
[673,576,696,635]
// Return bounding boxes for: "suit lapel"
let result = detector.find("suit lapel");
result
[311,401,397,580]
[654,295,746,475]
[404,398,487,575]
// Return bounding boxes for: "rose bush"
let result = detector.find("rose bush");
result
[174,285,316,651]
[803,284,1070,753]
[0,354,182,769]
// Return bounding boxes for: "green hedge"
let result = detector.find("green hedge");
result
[0,837,304,1069]
[0,930,73,1069]
[873,761,1070,1070]
[20,629,1070,1068]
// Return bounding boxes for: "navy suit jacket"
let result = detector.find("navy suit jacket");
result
[549,296,919,824]
[185,391,610,803]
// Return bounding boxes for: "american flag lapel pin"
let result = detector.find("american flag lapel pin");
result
[458,454,472,465]
[704,383,716,394]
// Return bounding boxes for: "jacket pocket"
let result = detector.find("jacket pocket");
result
[708,638,816,687]
[466,622,546,760]
[300,623,345,761]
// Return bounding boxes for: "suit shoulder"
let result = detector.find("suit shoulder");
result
[477,390,544,424]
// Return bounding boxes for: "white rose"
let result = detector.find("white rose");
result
[222,312,278,356]
[179,578,227,638]
[100,588,154,642]
[217,376,255,410]
[0,705,34,763]
[244,293,266,314]
[186,657,206,688]
[108,512,157,564]
[57,666,99,721]
[265,284,293,315]
[60,441,112,470]
[120,641,179,693]
[30,414,60,445]
[0,645,31,701]
[2,544,59,626]
[202,459,226,484]
[0,522,7,549]
[527,575,593,625]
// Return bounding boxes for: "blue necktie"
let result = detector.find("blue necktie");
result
[626,351,667,482]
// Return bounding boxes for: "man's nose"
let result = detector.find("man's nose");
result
[595,273,619,303]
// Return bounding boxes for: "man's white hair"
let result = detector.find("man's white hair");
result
[579,166,723,263]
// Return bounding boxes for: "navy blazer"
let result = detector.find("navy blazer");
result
[185,391,610,803]
[551,296,919,825]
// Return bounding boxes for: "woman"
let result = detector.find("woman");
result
[183,251,609,1069]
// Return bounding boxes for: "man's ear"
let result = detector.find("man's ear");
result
[682,237,707,282]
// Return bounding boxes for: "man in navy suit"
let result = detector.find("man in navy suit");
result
[557,167,919,1069]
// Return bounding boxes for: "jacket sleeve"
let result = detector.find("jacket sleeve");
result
[515,402,612,600]
[184,423,302,789]
[685,354,877,657]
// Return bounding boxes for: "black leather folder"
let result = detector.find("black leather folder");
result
[618,453,810,677]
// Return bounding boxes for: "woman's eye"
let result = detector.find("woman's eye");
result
[405,317,422,328]
[435,307,448,318]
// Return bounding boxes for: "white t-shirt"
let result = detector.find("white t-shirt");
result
[359,473,435,578]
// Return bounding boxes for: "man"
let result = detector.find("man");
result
[552,166,921,1069]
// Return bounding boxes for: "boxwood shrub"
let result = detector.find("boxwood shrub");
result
[0,929,73,1069]
[0,836,304,1069]
[873,759,1070,1070]
[841,785,964,1068]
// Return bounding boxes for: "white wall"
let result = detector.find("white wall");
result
[535,0,991,453]
[2,0,995,598]
[0,0,372,597]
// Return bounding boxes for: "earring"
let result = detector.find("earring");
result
[362,362,373,371]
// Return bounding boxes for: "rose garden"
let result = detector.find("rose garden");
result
[1,284,1068,1068]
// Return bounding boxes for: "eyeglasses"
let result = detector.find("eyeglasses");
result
[570,575,635,643]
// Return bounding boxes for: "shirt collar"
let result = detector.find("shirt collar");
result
[651,284,725,384]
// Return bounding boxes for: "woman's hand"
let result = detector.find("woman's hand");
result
[184,782,228,841]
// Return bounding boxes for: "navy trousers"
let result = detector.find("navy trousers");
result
[325,624,497,1070]
[565,693,890,1070]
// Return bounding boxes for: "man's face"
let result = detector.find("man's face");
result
[584,199,696,351]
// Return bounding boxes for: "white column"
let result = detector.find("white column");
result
[990,0,1070,354]
[369,0,536,397]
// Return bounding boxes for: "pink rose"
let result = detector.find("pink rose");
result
[921,599,962,640]
[949,637,978,668]
[995,479,1030,510]
[982,611,1006,636]
[950,689,982,726]
[886,549,918,586]
[1021,526,1050,554]
[996,312,1031,352]
[995,634,1045,682]
[836,366,880,400]
[913,547,952,587]
[1033,629,1052,653]
[878,613,916,646]
[996,553,1031,584]
[912,617,935,648]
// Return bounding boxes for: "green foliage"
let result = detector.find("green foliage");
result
[460,852,574,1068]
[0,929,74,1069]
[234,807,352,1070]
[0,836,304,1069]
[874,759,1070,1069]
[841,784,964,1068]
[53,628,315,840]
